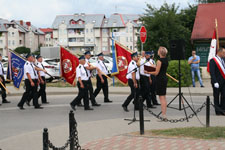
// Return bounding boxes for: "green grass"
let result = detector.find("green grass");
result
[148,127,225,140]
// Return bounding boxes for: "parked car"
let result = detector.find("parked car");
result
[42,58,60,82]
[89,56,113,73]
[2,62,10,83]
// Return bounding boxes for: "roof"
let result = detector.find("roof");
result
[191,2,225,40]
[39,28,53,33]
[52,14,105,29]
[104,13,141,28]
[13,20,44,35]
[0,18,9,32]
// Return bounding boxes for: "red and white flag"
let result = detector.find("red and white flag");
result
[207,29,217,73]
[60,46,79,85]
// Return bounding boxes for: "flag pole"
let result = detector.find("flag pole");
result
[215,18,219,49]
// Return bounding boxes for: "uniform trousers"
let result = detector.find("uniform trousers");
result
[71,81,89,109]
[38,76,47,103]
[140,75,152,107]
[212,82,225,113]
[87,78,98,105]
[93,75,108,101]
[150,75,158,105]
[0,75,6,101]
[122,79,140,109]
[18,79,39,107]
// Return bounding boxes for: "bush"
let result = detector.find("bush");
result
[14,46,30,55]
[167,60,192,87]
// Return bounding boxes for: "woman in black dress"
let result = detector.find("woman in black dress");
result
[145,46,168,118]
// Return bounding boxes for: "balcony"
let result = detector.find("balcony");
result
[68,42,84,47]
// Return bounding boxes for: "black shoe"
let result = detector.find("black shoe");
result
[34,106,43,109]
[85,107,94,110]
[26,101,30,106]
[77,104,84,107]
[153,103,160,106]
[92,103,101,106]
[122,106,129,112]
[70,104,76,111]
[2,100,10,103]
[148,105,157,109]
[17,105,25,110]
[201,85,204,88]
[42,102,49,104]
[216,111,222,116]
[104,100,112,103]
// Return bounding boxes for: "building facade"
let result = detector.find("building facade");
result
[52,13,141,55]
[0,19,44,56]
[39,28,53,47]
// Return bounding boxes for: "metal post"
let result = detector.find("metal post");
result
[178,59,182,110]
[43,128,49,150]
[139,97,144,135]
[141,43,143,53]
[69,111,75,150]
[206,96,210,127]
[112,30,115,87]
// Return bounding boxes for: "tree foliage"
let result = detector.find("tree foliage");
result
[14,46,31,55]
[139,3,197,59]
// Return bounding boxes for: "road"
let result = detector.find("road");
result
[0,94,211,141]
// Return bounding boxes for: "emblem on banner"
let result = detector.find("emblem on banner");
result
[62,59,73,73]
[117,56,128,71]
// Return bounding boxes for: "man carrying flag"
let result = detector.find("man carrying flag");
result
[0,54,10,105]
[122,52,140,112]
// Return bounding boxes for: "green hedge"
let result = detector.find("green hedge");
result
[167,60,192,87]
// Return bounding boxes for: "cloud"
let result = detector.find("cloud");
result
[0,0,196,28]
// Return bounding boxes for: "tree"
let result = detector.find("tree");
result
[140,3,191,59]
[196,0,225,3]
[14,46,31,55]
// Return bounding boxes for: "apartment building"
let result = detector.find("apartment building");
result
[52,13,141,55]
[0,19,45,56]
[39,28,53,47]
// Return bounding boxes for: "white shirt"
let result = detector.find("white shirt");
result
[96,59,109,75]
[140,57,150,77]
[0,62,4,75]
[84,59,91,78]
[76,64,89,81]
[24,61,38,79]
[36,62,45,77]
[150,58,156,65]
[126,60,140,80]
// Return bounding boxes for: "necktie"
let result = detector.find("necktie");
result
[31,63,37,77]
[83,66,88,77]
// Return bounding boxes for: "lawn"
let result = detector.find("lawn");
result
[144,127,225,140]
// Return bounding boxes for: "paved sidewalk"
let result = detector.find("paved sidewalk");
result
[6,79,213,96]
[82,135,225,150]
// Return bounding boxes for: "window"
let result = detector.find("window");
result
[90,29,93,33]
[19,40,22,45]
[130,46,132,50]
[102,29,108,33]
[79,21,83,25]
[45,38,48,41]
[130,37,133,42]
[86,29,88,33]
[130,27,133,33]
[8,40,11,46]
[12,40,15,45]
[0,40,2,44]
[8,32,10,37]
[126,28,128,33]
[12,32,15,37]
[126,37,128,42]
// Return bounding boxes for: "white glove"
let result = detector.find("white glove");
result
[214,83,219,88]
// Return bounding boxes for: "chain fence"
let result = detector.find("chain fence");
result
[43,111,84,150]
[143,102,206,123]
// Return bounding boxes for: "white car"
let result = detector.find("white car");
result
[42,58,60,82]
[89,56,113,73]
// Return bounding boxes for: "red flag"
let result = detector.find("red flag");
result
[114,42,132,84]
[207,29,217,73]
[60,46,79,85]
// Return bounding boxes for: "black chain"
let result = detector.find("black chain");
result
[46,118,82,150]
[143,102,206,123]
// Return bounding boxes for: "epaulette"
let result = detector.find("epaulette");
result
[26,62,28,65]
[79,65,81,68]
[132,62,134,65]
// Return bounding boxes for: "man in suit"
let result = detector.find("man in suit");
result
[209,47,225,116]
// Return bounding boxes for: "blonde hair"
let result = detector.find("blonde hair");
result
[158,46,168,57]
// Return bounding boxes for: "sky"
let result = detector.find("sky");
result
[0,0,196,28]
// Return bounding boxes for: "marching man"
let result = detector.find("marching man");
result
[122,52,140,112]
[93,52,112,103]
[70,56,92,111]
